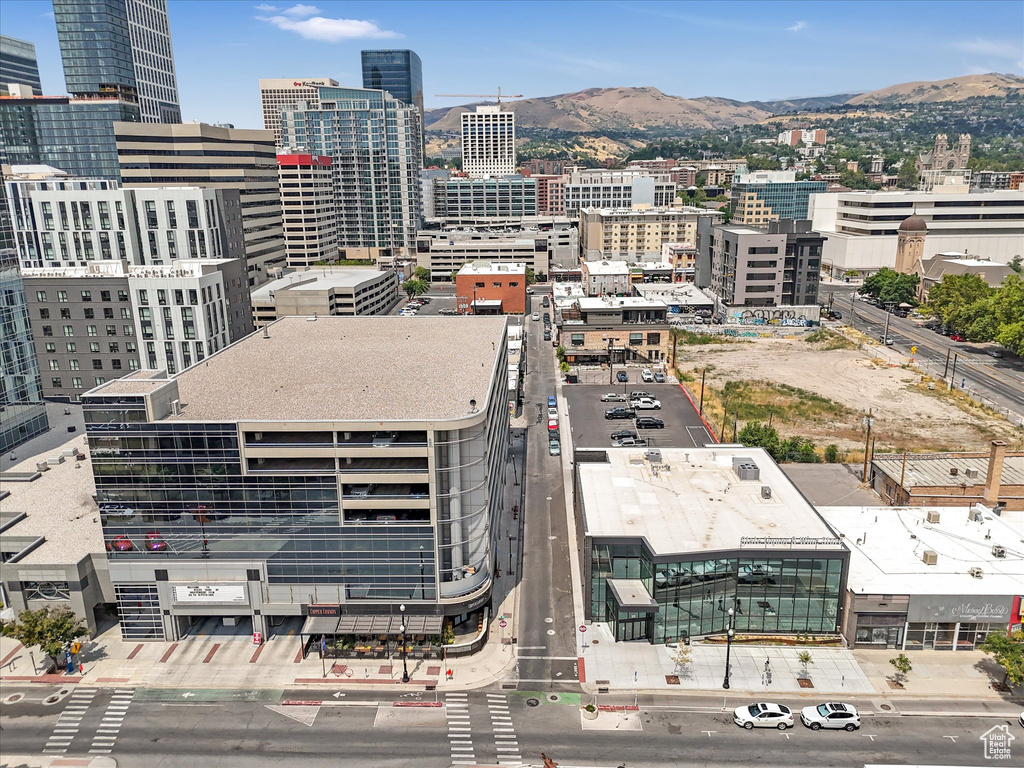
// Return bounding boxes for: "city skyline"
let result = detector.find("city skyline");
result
[0,0,1020,129]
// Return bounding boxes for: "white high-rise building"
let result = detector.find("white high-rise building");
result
[259,78,339,146]
[461,106,515,178]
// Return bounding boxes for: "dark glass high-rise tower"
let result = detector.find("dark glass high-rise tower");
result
[53,0,180,123]
[0,35,43,95]
[361,49,424,158]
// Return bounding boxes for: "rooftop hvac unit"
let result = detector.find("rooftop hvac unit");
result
[926,510,941,524]
[968,567,984,579]
[969,508,984,522]
[644,448,663,464]
[921,550,938,565]
[732,456,754,472]
[736,462,760,481]
[761,485,772,499]
[964,468,979,479]
[991,545,1006,558]
[949,467,959,476]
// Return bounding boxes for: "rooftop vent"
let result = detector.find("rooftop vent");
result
[991,545,1006,558]
[949,467,959,476]
[644,448,663,464]
[761,485,772,499]
[968,567,984,579]
[926,510,941,524]
[921,550,938,566]
[736,462,760,481]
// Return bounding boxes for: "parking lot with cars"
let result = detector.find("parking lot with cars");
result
[560,382,714,450]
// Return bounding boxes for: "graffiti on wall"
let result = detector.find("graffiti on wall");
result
[729,307,817,327]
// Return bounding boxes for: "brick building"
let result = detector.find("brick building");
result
[455,260,528,315]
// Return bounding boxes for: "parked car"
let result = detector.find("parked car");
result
[543,312,551,323]
[629,391,653,401]
[601,392,627,402]
[547,418,559,433]
[827,310,842,320]
[641,368,654,382]
[548,395,557,408]
[543,330,551,341]
[547,407,558,421]
[653,371,666,383]
[734,702,794,730]
[106,535,134,552]
[950,333,966,342]
[372,431,397,446]
[526,287,534,295]
[987,349,1004,358]
[531,312,540,321]
[604,407,636,420]
[542,296,550,307]
[145,531,168,552]
[655,568,692,588]
[548,439,561,456]
[609,429,638,441]
[417,297,431,304]
[438,308,458,315]
[612,437,647,448]
[800,702,861,731]
[635,416,665,429]
[349,484,375,498]
[616,371,629,383]
[632,397,662,410]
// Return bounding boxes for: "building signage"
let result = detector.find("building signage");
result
[907,595,1013,623]
[739,536,842,547]
[171,585,247,604]
[306,604,341,617]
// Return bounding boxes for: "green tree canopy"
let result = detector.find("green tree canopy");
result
[978,629,1024,687]
[412,266,431,282]
[896,159,918,189]
[401,279,429,298]
[1,606,88,669]
[926,273,993,322]
[525,267,537,286]
[858,267,919,305]
[737,421,781,460]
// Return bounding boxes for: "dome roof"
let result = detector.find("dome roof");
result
[899,215,928,232]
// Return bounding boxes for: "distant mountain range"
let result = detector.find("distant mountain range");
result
[424,73,1024,135]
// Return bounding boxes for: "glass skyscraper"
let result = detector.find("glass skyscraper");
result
[53,0,180,123]
[361,49,424,157]
[0,34,43,95]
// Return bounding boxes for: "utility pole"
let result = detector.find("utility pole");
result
[949,354,959,390]
[861,408,874,482]
[942,348,951,379]
[732,414,738,442]
[898,450,908,505]
[699,369,706,415]
[882,309,891,344]
[720,399,729,442]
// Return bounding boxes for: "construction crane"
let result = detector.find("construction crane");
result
[434,86,523,105]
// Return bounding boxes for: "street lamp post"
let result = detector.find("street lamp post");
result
[722,607,735,689]
[399,603,410,683]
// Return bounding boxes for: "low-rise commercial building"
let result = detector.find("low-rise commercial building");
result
[819,503,1022,651]
[632,282,714,315]
[82,315,509,642]
[577,447,849,643]
[581,206,723,261]
[662,242,698,282]
[416,220,577,279]
[558,296,669,365]
[564,170,676,219]
[580,259,630,296]
[455,260,528,315]
[250,267,400,326]
[915,253,1015,301]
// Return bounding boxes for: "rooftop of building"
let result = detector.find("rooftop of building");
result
[716,225,770,236]
[579,447,840,555]
[816,505,1023,595]
[4,164,69,178]
[0,435,102,565]
[88,316,507,423]
[581,206,716,218]
[918,255,1014,285]
[872,452,1024,489]
[250,268,393,300]
[583,260,629,275]
[632,283,715,304]
[457,260,527,276]
[577,296,667,310]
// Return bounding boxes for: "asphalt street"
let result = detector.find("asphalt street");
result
[831,284,1024,420]
[2,684,1021,767]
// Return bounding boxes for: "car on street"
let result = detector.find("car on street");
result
[542,297,550,307]
[1018,709,1024,728]
[612,437,647,448]
[418,297,431,304]
[547,418,559,433]
[547,407,558,421]
[987,349,1004,358]
[543,330,551,341]
[106,535,134,552]
[610,429,638,441]
[881,336,893,346]
[654,371,666,383]
[800,702,861,731]
[526,287,534,295]
[145,531,168,552]
[641,368,654,382]
[616,371,629,382]
[605,407,636,420]
[548,395,557,407]
[629,391,653,400]
[601,392,627,402]
[631,397,662,410]
[543,312,550,323]
[548,439,561,456]
[531,312,540,321]
[438,308,457,315]
[734,702,794,730]
[950,333,966,342]
[635,416,665,429]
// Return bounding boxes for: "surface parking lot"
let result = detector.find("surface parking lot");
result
[561,381,714,450]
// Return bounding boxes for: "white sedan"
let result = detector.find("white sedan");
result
[531,312,540,321]
[733,702,794,730]
[800,702,861,731]
[600,393,627,402]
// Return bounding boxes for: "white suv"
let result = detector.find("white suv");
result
[641,368,654,382]
[800,702,860,731]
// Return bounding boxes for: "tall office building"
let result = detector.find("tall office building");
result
[53,0,180,123]
[361,50,424,158]
[462,106,515,178]
[0,35,43,95]
[259,78,339,146]
[280,86,422,258]
[729,170,827,227]
[278,154,338,268]
[1,184,50,452]
[115,122,285,285]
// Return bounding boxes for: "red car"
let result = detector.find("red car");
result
[106,535,134,552]
[950,333,966,342]
[145,532,168,552]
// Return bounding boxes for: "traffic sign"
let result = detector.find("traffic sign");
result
[499,619,507,628]
[253,632,262,646]
[70,642,82,655]
[911,346,917,354]
[579,625,587,633]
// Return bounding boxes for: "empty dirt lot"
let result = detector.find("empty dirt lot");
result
[675,336,1024,456]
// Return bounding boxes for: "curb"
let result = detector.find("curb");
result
[393,701,443,708]
[676,380,718,441]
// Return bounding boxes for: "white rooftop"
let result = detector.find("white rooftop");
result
[22,259,236,280]
[583,260,629,275]
[552,283,586,299]
[633,283,715,305]
[579,447,841,555]
[577,296,667,310]
[817,506,1024,595]
[250,268,392,300]
[582,206,715,217]
[458,260,527,276]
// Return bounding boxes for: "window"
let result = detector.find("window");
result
[87,325,97,336]
[570,333,585,346]
[51,377,62,388]
[128,359,140,371]
[103,308,114,320]
[145,200,158,229]
[123,325,134,336]
[35,290,46,302]
[65,342,76,352]
[157,290,167,305]
[509,281,519,287]
[63,325,74,337]
[89,342,100,352]
[629,333,643,346]
[126,341,137,353]
[100,291,111,302]
[42,325,53,337]
[111,359,122,370]
[647,332,661,345]
[45,342,56,353]
[121,307,132,319]
[83,308,94,319]
[39,308,50,319]
[108,342,119,353]
[69,359,80,370]
[137,289,148,305]
[57,290,68,302]
[49,360,60,370]
[72,377,83,389]
[174,290,184,305]
[92,359,103,370]
[94,377,105,386]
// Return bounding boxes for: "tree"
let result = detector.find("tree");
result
[859,267,919,306]
[797,650,813,679]
[1,606,88,671]
[412,266,430,282]
[978,628,1024,688]
[555,346,566,361]
[889,653,912,686]
[926,273,993,324]
[781,436,822,463]
[1009,255,1023,276]
[824,444,840,463]
[402,279,429,299]
[525,267,537,286]
[896,157,918,189]
[669,644,693,676]
[737,421,781,460]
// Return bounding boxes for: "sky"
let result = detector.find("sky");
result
[2,0,1022,128]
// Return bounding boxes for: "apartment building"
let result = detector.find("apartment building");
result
[455,260,527,315]
[1,34,42,95]
[6,177,245,270]
[115,122,284,285]
[22,258,252,398]
[729,170,827,227]
[462,106,515,178]
[778,129,827,146]
[971,170,1018,191]
[259,78,339,145]
[82,315,509,641]
[580,260,630,296]
[808,189,1024,274]
[580,206,723,261]
[278,154,337,268]
[533,174,565,216]
[557,296,670,365]
[280,86,422,259]
[564,170,676,219]
[520,159,573,176]
[432,176,537,221]
[250,267,400,326]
